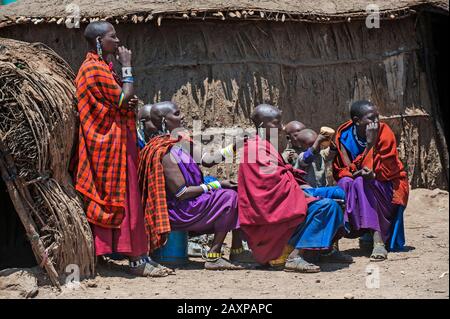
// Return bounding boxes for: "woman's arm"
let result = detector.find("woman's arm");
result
[116,46,134,106]
[162,153,204,201]
[200,135,248,168]
[339,143,352,167]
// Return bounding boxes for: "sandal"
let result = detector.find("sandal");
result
[370,243,388,262]
[204,252,243,270]
[319,249,354,264]
[145,257,176,275]
[229,247,256,264]
[269,245,294,269]
[129,258,168,277]
[284,256,321,273]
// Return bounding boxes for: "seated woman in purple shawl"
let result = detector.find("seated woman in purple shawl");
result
[138,101,254,270]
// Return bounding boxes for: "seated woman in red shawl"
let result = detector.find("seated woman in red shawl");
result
[333,100,409,261]
[238,104,352,273]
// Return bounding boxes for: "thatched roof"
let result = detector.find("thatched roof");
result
[0,0,448,28]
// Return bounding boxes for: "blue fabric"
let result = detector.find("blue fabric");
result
[389,206,406,252]
[137,128,146,150]
[358,205,406,252]
[288,198,344,249]
[339,125,365,161]
[203,175,219,184]
[138,137,146,150]
[302,148,315,164]
[303,186,346,201]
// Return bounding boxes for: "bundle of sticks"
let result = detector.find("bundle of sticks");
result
[0,38,94,287]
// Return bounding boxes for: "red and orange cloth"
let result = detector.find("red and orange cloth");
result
[333,120,409,206]
[73,52,136,228]
[238,136,316,264]
[138,135,180,253]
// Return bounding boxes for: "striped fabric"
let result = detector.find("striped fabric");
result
[138,135,179,252]
[74,52,136,228]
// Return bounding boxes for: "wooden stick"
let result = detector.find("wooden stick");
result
[380,114,431,120]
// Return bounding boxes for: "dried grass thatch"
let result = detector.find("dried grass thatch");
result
[0,0,447,28]
[0,38,94,287]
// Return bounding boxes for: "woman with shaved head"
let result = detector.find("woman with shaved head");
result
[237,104,351,273]
[72,22,170,277]
[138,101,254,270]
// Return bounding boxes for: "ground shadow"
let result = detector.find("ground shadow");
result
[342,245,416,259]
[397,246,416,252]
[317,262,352,272]
[343,248,372,258]
[95,260,135,279]
[165,259,205,271]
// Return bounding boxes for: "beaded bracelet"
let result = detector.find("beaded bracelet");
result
[220,144,235,159]
[122,76,134,83]
[207,180,221,190]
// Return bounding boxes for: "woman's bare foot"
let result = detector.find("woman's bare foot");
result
[319,249,354,264]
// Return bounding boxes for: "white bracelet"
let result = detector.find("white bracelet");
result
[122,67,133,78]
[200,184,209,193]
[175,185,188,199]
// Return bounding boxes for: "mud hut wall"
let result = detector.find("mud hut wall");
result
[0,17,446,189]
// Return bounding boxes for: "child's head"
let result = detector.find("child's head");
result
[284,121,306,148]
[296,129,318,149]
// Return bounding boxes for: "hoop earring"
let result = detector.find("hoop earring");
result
[96,37,103,59]
[257,122,265,139]
[161,117,168,134]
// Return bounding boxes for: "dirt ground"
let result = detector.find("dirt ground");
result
[0,188,448,299]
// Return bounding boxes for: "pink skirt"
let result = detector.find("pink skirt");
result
[91,129,148,257]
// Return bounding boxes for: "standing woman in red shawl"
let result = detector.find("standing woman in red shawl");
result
[73,22,170,277]
[333,100,409,261]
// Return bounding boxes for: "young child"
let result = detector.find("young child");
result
[283,123,345,201]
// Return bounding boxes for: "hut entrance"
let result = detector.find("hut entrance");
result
[0,177,36,270]
[430,13,449,145]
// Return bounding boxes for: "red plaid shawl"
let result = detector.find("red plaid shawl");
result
[138,135,179,252]
[74,52,136,228]
[333,120,409,206]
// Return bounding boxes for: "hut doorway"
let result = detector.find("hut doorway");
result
[430,13,449,145]
[0,177,36,270]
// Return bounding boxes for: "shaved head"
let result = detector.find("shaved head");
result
[251,104,282,127]
[150,101,182,132]
[84,21,114,45]
[350,100,375,120]
[285,121,306,135]
[297,129,318,148]
[138,104,152,121]
[138,104,157,139]
[150,101,178,122]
